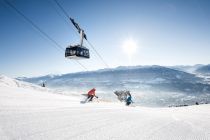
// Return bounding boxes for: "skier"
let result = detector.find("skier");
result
[42,82,45,87]
[86,88,98,102]
[126,92,133,106]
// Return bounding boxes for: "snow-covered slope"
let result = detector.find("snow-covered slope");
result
[1,76,210,140]
[0,75,80,109]
[0,75,51,92]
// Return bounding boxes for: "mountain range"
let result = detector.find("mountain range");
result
[18,65,210,106]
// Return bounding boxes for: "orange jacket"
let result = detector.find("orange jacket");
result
[88,88,96,96]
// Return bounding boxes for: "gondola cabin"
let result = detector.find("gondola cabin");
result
[65,18,90,59]
[65,45,90,59]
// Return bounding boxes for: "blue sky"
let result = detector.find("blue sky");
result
[0,0,210,77]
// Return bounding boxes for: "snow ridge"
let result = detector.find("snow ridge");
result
[0,75,49,93]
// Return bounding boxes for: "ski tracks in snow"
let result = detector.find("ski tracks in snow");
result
[1,85,210,140]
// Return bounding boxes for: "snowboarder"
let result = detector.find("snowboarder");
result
[85,88,98,102]
[126,92,133,106]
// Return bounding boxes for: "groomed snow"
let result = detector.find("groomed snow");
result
[0,75,210,140]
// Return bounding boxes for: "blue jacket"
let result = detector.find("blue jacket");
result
[126,96,132,103]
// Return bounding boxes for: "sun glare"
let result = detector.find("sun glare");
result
[122,38,137,58]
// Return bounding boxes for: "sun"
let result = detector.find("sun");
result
[122,38,137,58]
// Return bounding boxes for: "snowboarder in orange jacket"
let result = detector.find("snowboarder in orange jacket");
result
[86,88,98,102]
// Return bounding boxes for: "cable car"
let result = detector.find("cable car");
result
[65,18,90,59]
[65,44,89,59]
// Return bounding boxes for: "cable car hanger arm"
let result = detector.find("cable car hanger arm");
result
[70,18,87,40]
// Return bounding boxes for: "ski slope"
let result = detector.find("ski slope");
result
[0,75,210,140]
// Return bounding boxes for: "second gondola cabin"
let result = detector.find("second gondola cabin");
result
[65,45,89,59]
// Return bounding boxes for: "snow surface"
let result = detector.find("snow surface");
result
[0,75,210,140]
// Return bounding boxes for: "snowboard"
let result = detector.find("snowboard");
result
[80,94,93,104]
